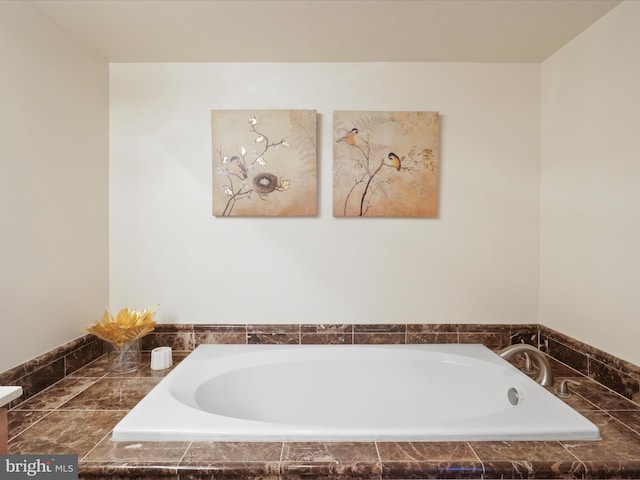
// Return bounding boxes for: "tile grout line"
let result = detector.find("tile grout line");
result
[80,428,113,462]
[7,409,55,444]
[373,441,382,479]
[465,441,486,477]
[603,409,640,437]
[557,439,589,476]
[278,441,285,480]
[8,371,107,443]
[176,440,193,468]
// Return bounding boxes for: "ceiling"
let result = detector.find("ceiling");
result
[31,0,621,63]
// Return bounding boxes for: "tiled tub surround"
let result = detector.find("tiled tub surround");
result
[0,334,104,408]
[2,323,640,479]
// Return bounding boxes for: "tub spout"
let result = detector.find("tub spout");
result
[498,344,555,387]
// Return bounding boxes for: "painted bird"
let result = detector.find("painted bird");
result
[336,128,359,145]
[387,152,401,171]
[226,155,247,180]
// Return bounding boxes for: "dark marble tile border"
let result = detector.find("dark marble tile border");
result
[0,335,104,407]
[541,326,640,402]
[5,323,640,414]
[7,346,640,480]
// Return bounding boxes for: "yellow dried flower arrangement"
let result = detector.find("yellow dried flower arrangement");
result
[86,306,157,348]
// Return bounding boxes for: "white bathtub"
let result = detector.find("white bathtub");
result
[111,344,601,442]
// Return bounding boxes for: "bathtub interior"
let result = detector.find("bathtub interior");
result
[111,344,601,442]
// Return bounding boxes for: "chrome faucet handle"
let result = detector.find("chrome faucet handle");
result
[521,352,535,374]
[498,343,555,387]
[557,379,581,398]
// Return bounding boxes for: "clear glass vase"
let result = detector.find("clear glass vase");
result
[108,340,141,374]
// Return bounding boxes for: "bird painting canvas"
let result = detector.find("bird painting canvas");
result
[212,110,317,216]
[333,110,439,217]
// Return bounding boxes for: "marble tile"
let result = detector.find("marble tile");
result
[590,358,640,403]
[406,324,459,334]
[13,376,100,411]
[469,432,586,479]
[194,331,247,345]
[354,333,405,344]
[16,338,80,375]
[354,324,406,334]
[301,324,353,334]
[7,410,51,440]
[510,326,539,347]
[301,333,353,344]
[248,324,300,334]
[281,466,380,480]
[300,325,353,344]
[5,322,640,480]
[59,378,160,410]
[406,324,459,344]
[20,358,66,399]
[377,442,477,462]
[548,357,584,377]
[47,336,95,360]
[551,379,602,412]
[282,442,381,479]
[381,461,484,479]
[141,332,194,352]
[480,459,586,479]
[246,324,299,344]
[540,326,598,375]
[283,441,379,462]
[248,333,299,344]
[543,324,640,384]
[591,349,640,381]
[193,324,247,345]
[70,352,187,380]
[580,459,640,479]
[458,333,509,351]
[9,410,125,456]
[68,355,110,378]
[179,442,282,480]
[0,335,100,398]
[469,440,578,462]
[183,441,282,463]
[406,332,460,344]
[378,442,482,479]
[178,469,278,480]
[457,324,511,334]
[571,378,640,411]
[104,353,187,379]
[83,436,189,463]
[79,464,179,479]
[544,338,589,377]
[609,411,640,436]
[194,324,247,333]
[65,339,105,376]
[153,324,195,333]
[562,411,640,464]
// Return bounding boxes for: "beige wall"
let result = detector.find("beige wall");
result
[2,0,636,372]
[541,1,640,364]
[0,2,109,372]
[109,63,541,327]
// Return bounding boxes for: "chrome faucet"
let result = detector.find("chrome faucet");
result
[498,343,555,387]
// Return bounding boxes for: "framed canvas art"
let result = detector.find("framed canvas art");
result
[333,110,439,217]
[212,110,317,216]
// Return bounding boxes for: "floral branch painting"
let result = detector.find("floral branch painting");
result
[212,110,317,216]
[333,111,440,217]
